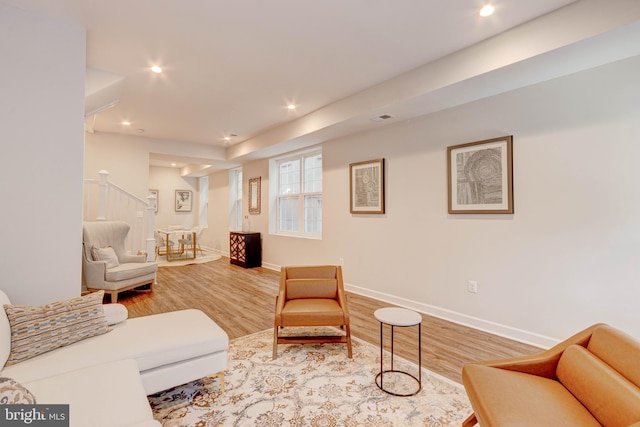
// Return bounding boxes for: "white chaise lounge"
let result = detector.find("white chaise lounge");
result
[0,290,229,427]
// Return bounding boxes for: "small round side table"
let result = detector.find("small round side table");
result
[374,307,422,396]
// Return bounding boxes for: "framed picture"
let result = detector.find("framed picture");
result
[248,177,261,214]
[349,158,385,214]
[175,190,192,212]
[148,189,159,213]
[447,136,513,214]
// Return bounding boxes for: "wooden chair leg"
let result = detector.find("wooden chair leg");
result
[208,371,225,392]
[272,326,279,360]
[110,291,118,303]
[346,324,353,358]
[462,413,477,427]
[218,372,225,392]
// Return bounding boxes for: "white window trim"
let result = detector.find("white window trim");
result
[269,148,322,239]
[229,167,243,231]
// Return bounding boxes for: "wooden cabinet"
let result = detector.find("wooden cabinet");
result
[229,232,261,268]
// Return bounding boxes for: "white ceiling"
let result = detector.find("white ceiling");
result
[6,0,640,173]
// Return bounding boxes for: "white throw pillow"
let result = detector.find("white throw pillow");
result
[91,246,120,269]
[102,303,128,325]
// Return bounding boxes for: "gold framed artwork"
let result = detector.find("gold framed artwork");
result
[175,190,192,212]
[349,158,385,214]
[447,136,513,214]
[248,177,261,214]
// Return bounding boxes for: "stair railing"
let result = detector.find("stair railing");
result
[83,170,156,259]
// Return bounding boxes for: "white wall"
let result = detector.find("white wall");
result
[207,55,640,346]
[85,132,151,200]
[207,172,231,254]
[0,4,85,304]
[149,166,198,230]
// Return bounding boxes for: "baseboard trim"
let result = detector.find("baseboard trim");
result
[261,262,279,271]
[205,247,279,271]
[344,283,559,349]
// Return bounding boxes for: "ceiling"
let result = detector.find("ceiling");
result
[6,0,640,173]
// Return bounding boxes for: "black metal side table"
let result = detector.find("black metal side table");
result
[374,307,422,396]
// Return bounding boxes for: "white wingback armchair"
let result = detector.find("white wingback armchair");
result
[82,221,157,302]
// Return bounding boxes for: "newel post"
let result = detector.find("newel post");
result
[97,170,109,221]
[146,194,157,261]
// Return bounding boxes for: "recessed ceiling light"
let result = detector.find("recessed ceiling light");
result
[151,65,163,74]
[223,136,231,141]
[121,121,131,126]
[287,104,296,110]
[479,4,495,17]
[171,162,177,167]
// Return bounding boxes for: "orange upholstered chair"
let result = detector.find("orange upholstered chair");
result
[273,265,352,359]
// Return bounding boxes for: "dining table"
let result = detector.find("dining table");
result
[157,228,197,262]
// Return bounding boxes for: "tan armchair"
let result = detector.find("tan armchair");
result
[461,323,640,427]
[273,265,352,359]
[82,221,157,302]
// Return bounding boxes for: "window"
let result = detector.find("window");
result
[198,176,208,228]
[275,150,322,236]
[229,168,242,230]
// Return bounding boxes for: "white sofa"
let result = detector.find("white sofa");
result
[0,290,229,427]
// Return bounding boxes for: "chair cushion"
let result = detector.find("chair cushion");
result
[91,245,120,268]
[281,299,346,326]
[462,364,600,427]
[286,279,337,300]
[557,344,640,427]
[587,324,640,388]
[23,359,156,427]
[285,266,337,280]
[3,291,110,366]
[105,262,157,282]
[0,377,36,404]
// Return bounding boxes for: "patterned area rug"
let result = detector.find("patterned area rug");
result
[149,328,471,426]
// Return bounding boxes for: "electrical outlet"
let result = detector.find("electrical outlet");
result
[339,258,344,266]
[468,280,478,293]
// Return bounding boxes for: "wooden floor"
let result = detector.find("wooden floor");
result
[119,257,541,384]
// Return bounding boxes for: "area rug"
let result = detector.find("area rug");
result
[148,328,471,426]
[156,253,221,267]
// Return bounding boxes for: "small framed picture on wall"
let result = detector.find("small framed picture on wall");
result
[175,190,192,212]
[349,158,385,214]
[447,136,513,214]
[148,189,159,213]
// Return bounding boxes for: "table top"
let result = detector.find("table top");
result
[374,307,422,326]
[157,229,195,235]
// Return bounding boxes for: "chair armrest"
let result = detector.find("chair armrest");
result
[120,254,146,263]
[337,288,350,317]
[274,291,286,324]
[83,259,108,286]
[469,323,604,379]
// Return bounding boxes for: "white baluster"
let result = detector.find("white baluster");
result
[97,170,109,221]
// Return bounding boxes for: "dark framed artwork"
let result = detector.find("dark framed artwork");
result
[349,158,385,214]
[447,136,513,214]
